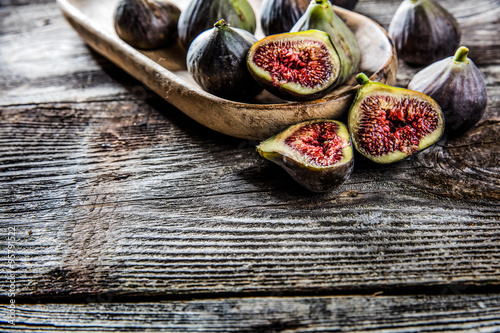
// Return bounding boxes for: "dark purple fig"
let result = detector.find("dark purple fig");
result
[247,30,341,101]
[177,0,256,49]
[408,46,488,137]
[187,20,263,101]
[348,73,444,164]
[291,0,361,86]
[259,0,309,36]
[257,119,354,192]
[114,0,180,49]
[388,0,461,66]
[331,0,358,10]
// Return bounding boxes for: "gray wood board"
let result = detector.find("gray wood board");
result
[1,0,499,300]
[2,294,500,332]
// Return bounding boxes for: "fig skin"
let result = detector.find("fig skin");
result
[290,0,361,87]
[247,30,342,101]
[348,73,445,164]
[187,20,263,101]
[407,46,488,137]
[114,0,181,50]
[257,119,354,192]
[260,0,309,36]
[331,0,358,10]
[388,0,461,66]
[178,0,256,49]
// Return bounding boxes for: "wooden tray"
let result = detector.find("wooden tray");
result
[57,0,397,140]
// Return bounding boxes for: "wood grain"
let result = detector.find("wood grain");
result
[2,294,500,332]
[1,0,500,330]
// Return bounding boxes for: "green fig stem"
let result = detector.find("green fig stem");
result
[214,19,229,29]
[453,46,469,63]
[314,0,328,6]
[356,73,370,85]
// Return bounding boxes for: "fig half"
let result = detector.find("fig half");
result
[408,46,488,137]
[114,0,181,49]
[388,0,461,66]
[257,119,354,192]
[290,0,361,86]
[187,20,263,101]
[247,30,341,101]
[348,73,444,164]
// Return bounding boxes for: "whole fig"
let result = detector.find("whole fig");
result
[388,0,461,66]
[348,73,445,164]
[291,0,361,86]
[260,0,309,36]
[408,46,488,137]
[187,20,262,101]
[177,0,256,49]
[114,0,180,49]
[331,0,358,10]
[247,30,341,101]
[257,119,354,192]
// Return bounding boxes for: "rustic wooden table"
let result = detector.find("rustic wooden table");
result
[1,0,499,331]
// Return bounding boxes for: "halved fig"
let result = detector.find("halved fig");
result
[408,46,487,137]
[388,0,461,66]
[257,119,354,192]
[290,0,361,86]
[348,73,444,164]
[247,30,341,101]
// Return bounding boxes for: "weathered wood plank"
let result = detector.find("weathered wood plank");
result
[0,0,499,300]
[2,294,500,332]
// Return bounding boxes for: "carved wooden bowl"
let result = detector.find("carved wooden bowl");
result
[57,0,397,140]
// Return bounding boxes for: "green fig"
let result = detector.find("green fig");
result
[348,73,445,164]
[408,46,488,137]
[247,30,341,101]
[388,0,461,66]
[177,0,256,49]
[257,119,354,192]
[290,0,361,86]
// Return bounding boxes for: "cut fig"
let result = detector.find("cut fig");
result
[388,0,461,66]
[187,20,263,101]
[257,119,354,192]
[247,30,341,101]
[348,73,444,164]
[408,46,488,137]
[290,0,360,86]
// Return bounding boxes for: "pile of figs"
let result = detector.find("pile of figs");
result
[112,0,488,193]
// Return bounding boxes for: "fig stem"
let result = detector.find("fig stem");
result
[453,46,469,63]
[214,19,229,29]
[356,73,370,85]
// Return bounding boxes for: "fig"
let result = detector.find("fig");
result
[187,20,263,101]
[290,0,361,86]
[113,0,181,49]
[177,0,257,49]
[259,0,309,36]
[247,30,341,101]
[388,0,461,66]
[331,0,358,10]
[407,46,488,137]
[348,73,444,164]
[257,119,354,192]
